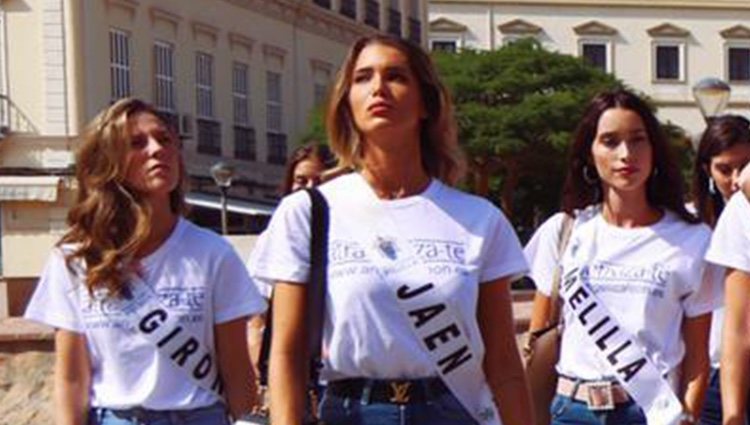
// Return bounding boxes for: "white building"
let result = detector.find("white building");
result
[428,0,750,138]
[0,0,427,317]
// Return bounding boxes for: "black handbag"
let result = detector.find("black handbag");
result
[243,188,329,425]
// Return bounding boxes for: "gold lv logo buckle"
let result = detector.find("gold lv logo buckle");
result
[389,382,411,404]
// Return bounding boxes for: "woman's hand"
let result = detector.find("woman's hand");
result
[54,329,91,425]
[478,277,534,425]
[721,269,750,425]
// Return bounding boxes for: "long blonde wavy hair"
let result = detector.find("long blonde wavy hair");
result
[326,35,466,185]
[59,98,187,298]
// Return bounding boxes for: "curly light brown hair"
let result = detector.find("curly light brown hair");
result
[60,98,187,298]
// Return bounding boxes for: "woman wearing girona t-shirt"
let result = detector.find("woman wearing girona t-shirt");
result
[525,89,721,425]
[249,35,533,425]
[690,115,750,425]
[24,98,266,425]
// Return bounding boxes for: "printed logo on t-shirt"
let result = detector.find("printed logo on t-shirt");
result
[79,286,207,330]
[581,261,671,298]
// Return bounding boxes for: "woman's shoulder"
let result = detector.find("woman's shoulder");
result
[433,182,502,216]
[178,218,236,255]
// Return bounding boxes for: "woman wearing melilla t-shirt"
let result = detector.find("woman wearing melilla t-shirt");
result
[24,99,266,425]
[250,35,533,425]
[525,89,721,425]
[690,115,750,425]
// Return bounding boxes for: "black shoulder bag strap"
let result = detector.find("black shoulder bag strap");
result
[258,187,329,388]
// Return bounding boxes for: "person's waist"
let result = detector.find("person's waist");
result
[327,377,448,404]
[556,375,631,407]
[92,401,225,420]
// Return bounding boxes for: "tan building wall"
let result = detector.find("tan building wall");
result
[428,0,750,139]
[0,0,427,316]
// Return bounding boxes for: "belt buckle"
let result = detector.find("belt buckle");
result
[585,381,615,411]
[389,381,411,404]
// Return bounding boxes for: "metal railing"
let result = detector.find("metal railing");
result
[0,94,38,135]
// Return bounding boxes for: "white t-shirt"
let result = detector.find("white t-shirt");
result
[525,207,721,381]
[24,218,266,410]
[706,192,750,366]
[250,173,528,381]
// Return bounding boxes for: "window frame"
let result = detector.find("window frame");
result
[725,41,750,85]
[153,40,176,112]
[195,52,215,119]
[109,28,131,101]
[651,39,686,84]
[578,38,613,74]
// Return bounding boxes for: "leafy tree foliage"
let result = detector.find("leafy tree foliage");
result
[433,39,621,234]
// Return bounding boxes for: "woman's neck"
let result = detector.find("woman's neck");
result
[360,137,430,200]
[601,188,662,228]
[137,199,178,258]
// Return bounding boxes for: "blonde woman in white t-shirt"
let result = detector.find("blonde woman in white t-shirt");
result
[23,98,265,425]
[250,35,533,425]
[526,89,720,425]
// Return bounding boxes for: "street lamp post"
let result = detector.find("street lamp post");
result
[692,77,731,122]
[210,162,235,235]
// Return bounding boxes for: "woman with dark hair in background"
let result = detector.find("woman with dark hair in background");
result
[280,143,337,194]
[249,35,533,425]
[24,98,265,425]
[526,89,721,424]
[691,115,750,425]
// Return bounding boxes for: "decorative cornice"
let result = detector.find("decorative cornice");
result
[106,0,139,18]
[721,24,750,39]
[192,21,220,44]
[647,22,690,37]
[574,20,617,36]
[228,32,254,55]
[262,43,288,60]
[430,0,750,10]
[149,6,181,29]
[429,17,468,32]
[223,0,376,46]
[498,18,542,35]
[310,58,333,73]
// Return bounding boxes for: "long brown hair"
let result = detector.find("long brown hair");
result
[326,35,465,185]
[561,89,697,224]
[693,114,750,227]
[59,98,187,298]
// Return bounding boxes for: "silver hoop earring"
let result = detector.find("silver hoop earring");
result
[708,177,716,195]
[583,165,599,185]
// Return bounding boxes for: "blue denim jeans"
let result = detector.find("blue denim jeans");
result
[89,402,230,425]
[550,394,647,425]
[701,368,722,425]
[319,389,479,425]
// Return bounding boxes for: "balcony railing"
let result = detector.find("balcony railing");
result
[387,8,402,37]
[267,132,287,165]
[364,0,379,29]
[340,0,356,19]
[234,126,256,161]
[196,118,221,155]
[408,18,422,44]
[0,94,38,134]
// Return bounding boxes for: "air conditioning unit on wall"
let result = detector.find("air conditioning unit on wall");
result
[179,114,194,139]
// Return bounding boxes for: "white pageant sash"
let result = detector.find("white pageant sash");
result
[335,195,502,425]
[117,275,224,398]
[560,265,683,424]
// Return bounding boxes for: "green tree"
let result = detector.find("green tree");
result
[433,39,621,227]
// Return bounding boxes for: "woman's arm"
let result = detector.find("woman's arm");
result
[247,313,266,378]
[680,313,711,423]
[215,316,258,419]
[269,282,309,425]
[528,291,553,333]
[478,277,534,425]
[721,268,750,425]
[54,329,91,425]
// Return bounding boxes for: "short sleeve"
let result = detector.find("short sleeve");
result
[524,213,566,296]
[479,208,528,283]
[706,192,750,273]
[24,248,84,332]
[246,231,272,299]
[213,244,267,324]
[248,190,312,286]
[682,261,724,318]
